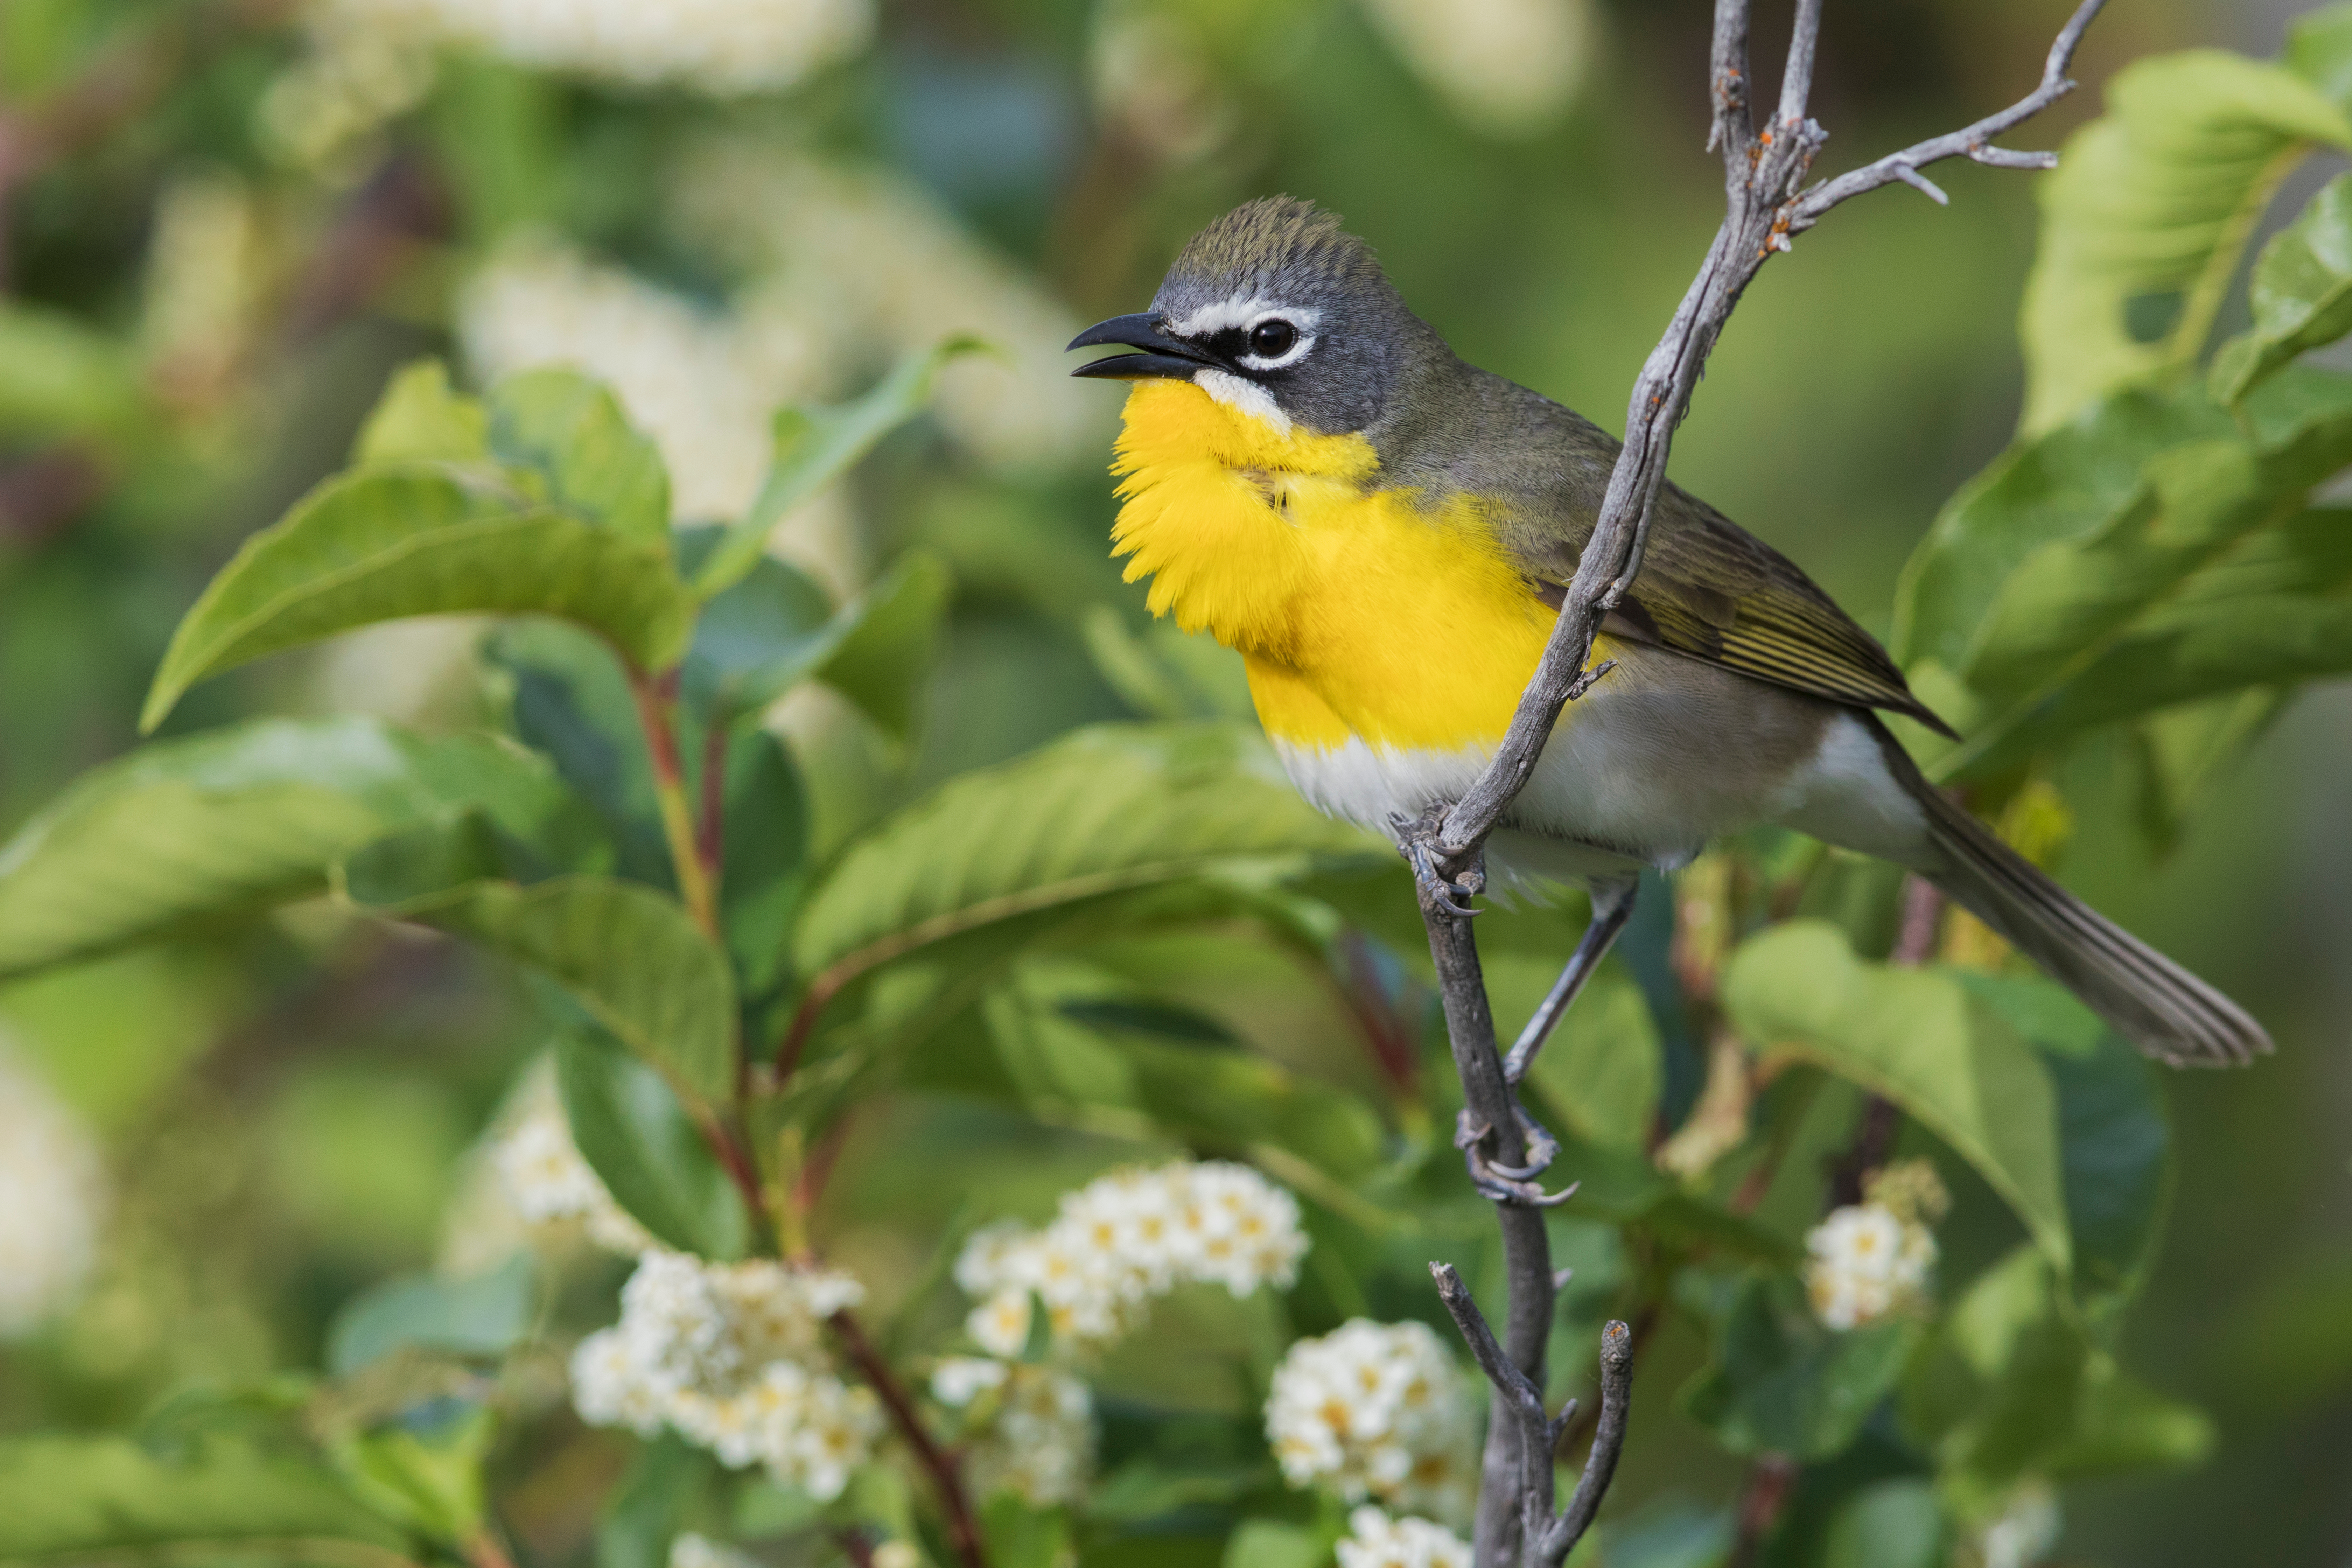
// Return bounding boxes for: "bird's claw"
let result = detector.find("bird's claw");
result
[1392,810,1483,919]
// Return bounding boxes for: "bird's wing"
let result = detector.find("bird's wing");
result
[1519,483,1956,738]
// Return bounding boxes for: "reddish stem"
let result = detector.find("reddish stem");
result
[1335,930,1420,1098]
[1727,1454,1800,1568]
[829,1308,988,1568]
[697,720,729,892]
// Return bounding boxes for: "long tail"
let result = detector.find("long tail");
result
[1871,722,2272,1067]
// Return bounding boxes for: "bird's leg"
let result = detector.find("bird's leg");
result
[1392,807,1484,919]
[1504,879,1639,1086]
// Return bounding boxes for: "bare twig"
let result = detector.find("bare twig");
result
[1433,1265,1633,1567]
[829,1309,989,1568]
[1407,4,2104,1561]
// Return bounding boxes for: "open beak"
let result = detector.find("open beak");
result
[1067,313,1211,380]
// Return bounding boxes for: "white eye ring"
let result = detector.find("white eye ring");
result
[1237,310,1316,372]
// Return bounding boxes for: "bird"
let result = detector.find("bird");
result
[1066,195,2270,1071]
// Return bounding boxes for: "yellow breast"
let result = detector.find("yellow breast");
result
[1109,380,1568,752]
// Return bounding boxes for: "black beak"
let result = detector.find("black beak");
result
[1068,313,1211,380]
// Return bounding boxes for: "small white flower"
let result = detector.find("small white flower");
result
[569,1327,670,1436]
[1335,1505,1473,1568]
[965,1364,1096,1507]
[967,1290,1034,1359]
[0,1043,105,1338]
[1804,1201,1937,1331]
[1265,1320,1477,1527]
[931,1356,1010,1408]
[870,1544,920,1568]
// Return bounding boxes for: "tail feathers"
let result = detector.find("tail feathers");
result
[1864,722,2272,1067]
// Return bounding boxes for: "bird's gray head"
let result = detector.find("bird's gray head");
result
[1068,196,1438,438]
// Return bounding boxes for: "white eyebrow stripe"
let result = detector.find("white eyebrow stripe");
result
[1164,297,1324,339]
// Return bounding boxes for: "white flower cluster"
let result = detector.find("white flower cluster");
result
[0,1043,107,1338]
[1804,1161,1947,1331]
[458,241,827,527]
[1265,1319,1477,1526]
[490,1092,651,1254]
[931,1356,1096,1506]
[315,0,872,96]
[953,1160,1309,1357]
[672,145,1109,472]
[1356,0,1595,138]
[571,1251,880,1499]
[1336,1505,1473,1568]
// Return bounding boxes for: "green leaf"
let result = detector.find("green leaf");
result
[0,718,589,980]
[681,552,848,728]
[1719,923,2070,1272]
[598,1436,712,1568]
[1081,606,1255,721]
[811,551,953,745]
[355,876,736,1104]
[488,369,671,544]
[794,724,1382,987]
[2129,688,2289,855]
[982,1496,1071,1568]
[1902,1247,2211,1504]
[1220,1520,1338,1568]
[325,1255,538,1376]
[719,732,810,997]
[2285,3,2352,106]
[0,1435,407,1559]
[1680,1273,1918,1462]
[558,1028,749,1259]
[692,338,988,600]
[356,360,490,467]
[1963,978,2172,1333]
[966,964,1387,1180]
[2018,48,2352,434]
[143,467,694,731]
[2212,175,2352,402]
[0,302,147,440]
[329,1404,494,1545]
[1821,1479,1944,1568]
[488,621,674,887]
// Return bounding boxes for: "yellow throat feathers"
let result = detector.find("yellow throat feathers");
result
[1108,379,1567,752]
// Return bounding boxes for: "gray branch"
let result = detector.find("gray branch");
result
[1432,1264,1632,1568]
[1405,2,2106,1563]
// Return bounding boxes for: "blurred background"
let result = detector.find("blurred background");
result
[0,0,2344,1562]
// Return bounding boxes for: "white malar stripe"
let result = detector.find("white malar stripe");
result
[1195,369,1291,436]
[1164,296,1324,340]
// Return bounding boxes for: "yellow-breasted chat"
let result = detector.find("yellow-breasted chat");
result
[1069,195,2267,1070]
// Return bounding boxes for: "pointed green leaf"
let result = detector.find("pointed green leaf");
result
[329,1404,494,1545]
[557,1029,749,1259]
[691,338,989,599]
[793,723,1384,985]
[812,551,952,745]
[1681,1273,1918,1461]
[326,1254,538,1376]
[680,552,849,727]
[2285,3,2352,105]
[0,718,590,980]
[143,467,693,731]
[2018,49,2351,434]
[356,875,735,1104]
[0,1435,407,1558]
[719,733,810,996]
[2213,174,2352,403]
[597,1436,712,1568]
[488,369,671,544]
[1720,922,2070,1272]
[357,360,490,467]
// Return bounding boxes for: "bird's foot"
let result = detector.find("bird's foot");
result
[1392,807,1483,919]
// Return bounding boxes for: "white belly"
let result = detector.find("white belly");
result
[1268,646,1931,889]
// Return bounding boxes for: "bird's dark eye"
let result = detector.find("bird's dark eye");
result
[1249,319,1299,358]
